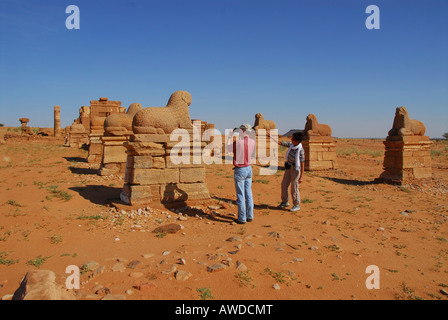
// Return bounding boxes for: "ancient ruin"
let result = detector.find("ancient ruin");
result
[377,107,432,184]
[99,103,143,176]
[19,118,33,135]
[120,91,210,205]
[87,98,125,163]
[54,106,61,137]
[67,123,89,148]
[302,114,337,171]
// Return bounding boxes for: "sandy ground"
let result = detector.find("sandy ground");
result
[0,132,447,300]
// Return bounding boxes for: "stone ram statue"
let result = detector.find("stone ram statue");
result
[132,91,193,134]
[104,103,142,136]
[304,114,332,137]
[387,106,426,137]
[254,113,276,131]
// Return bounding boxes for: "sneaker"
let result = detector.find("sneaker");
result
[247,218,253,222]
[277,202,290,209]
[290,205,300,212]
[234,219,246,224]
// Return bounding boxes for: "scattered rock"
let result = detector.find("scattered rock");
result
[226,236,242,242]
[127,260,141,269]
[268,231,284,239]
[12,270,76,300]
[153,223,182,234]
[207,263,226,273]
[95,287,111,296]
[101,294,126,300]
[273,283,281,290]
[83,261,99,270]
[236,261,247,272]
[129,272,144,278]
[174,270,192,281]
[111,262,125,272]
[142,253,155,259]
[133,282,157,291]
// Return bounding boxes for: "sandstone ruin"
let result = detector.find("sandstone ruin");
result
[302,114,337,171]
[377,106,432,184]
[120,91,210,205]
[99,103,143,176]
[54,106,61,137]
[19,118,32,135]
[87,97,125,163]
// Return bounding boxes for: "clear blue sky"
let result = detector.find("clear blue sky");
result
[1,0,447,138]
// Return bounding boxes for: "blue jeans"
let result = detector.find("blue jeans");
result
[234,166,254,223]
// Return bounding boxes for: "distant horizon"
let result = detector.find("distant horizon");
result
[1,0,447,139]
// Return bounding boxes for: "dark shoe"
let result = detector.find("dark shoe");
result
[234,219,246,224]
[247,219,253,222]
[277,202,290,209]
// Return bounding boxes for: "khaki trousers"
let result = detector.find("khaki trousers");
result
[281,167,300,205]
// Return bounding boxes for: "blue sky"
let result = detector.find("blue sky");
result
[0,0,447,138]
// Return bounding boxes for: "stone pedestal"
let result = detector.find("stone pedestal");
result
[120,133,210,205]
[69,132,89,148]
[98,135,129,176]
[302,136,337,171]
[87,133,104,163]
[255,130,277,166]
[376,136,432,185]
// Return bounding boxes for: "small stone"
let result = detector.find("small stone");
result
[177,258,186,265]
[174,270,192,281]
[153,223,181,234]
[236,261,247,272]
[400,212,409,216]
[129,272,144,278]
[162,251,170,256]
[142,253,154,259]
[226,236,242,242]
[95,287,111,296]
[133,282,157,291]
[127,260,141,269]
[125,289,134,295]
[273,283,281,290]
[111,262,125,272]
[207,263,226,273]
[440,289,448,296]
[101,294,126,300]
[83,261,99,270]
[309,246,319,251]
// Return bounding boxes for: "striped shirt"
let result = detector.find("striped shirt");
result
[282,141,305,165]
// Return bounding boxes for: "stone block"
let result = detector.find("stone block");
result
[180,167,206,183]
[125,168,179,185]
[103,145,127,164]
[161,183,210,202]
[126,156,153,169]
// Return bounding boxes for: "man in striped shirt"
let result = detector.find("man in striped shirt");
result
[269,131,305,212]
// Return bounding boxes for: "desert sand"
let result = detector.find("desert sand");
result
[0,132,447,300]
